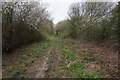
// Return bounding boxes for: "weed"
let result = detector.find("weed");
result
[60,70,64,74]
[65,72,73,77]
[75,68,99,78]
[21,71,26,78]
[62,45,70,52]
[95,54,100,59]
[29,52,41,58]
[52,71,57,77]
[29,53,34,57]
[21,55,28,60]
[61,66,68,70]
[71,62,86,69]
[35,52,41,57]
[24,62,29,67]
[8,66,12,70]
[64,61,99,78]
[8,69,21,78]
[48,59,53,64]
[66,52,76,61]
[82,50,99,62]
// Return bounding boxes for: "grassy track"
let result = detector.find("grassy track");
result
[2,37,118,78]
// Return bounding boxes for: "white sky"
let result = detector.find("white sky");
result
[41,0,119,24]
[41,0,81,24]
[44,2,72,24]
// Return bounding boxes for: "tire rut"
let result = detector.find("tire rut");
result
[25,48,51,78]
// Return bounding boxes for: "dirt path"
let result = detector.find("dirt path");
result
[2,38,118,78]
[25,48,51,78]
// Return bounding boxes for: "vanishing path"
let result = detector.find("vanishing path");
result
[2,38,118,78]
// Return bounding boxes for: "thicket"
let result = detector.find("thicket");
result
[55,2,119,42]
[2,1,54,53]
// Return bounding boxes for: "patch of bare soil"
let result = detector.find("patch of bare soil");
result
[24,48,51,78]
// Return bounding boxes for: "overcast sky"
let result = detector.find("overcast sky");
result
[1,0,119,24]
[41,1,73,24]
[41,0,119,24]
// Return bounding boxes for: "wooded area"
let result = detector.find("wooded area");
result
[1,0,119,79]
[56,2,119,42]
[2,2,54,53]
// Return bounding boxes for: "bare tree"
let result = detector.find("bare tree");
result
[2,1,53,52]
[68,2,116,40]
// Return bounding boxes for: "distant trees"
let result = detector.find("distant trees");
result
[67,2,118,42]
[55,1,118,42]
[2,1,53,53]
[55,20,71,38]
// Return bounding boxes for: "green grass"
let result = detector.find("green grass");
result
[67,62,99,78]
[28,52,41,58]
[5,38,104,78]
[8,69,21,78]
[76,69,99,78]
[21,55,28,60]
[71,62,86,69]
[61,61,99,78]
[58,41,100,78]
[73,62,98,78]
[5,40,52,78]
[48,59,53,64]
[21,71,26,78]
[63,45,70,52]
[61,66,68,70]
[62,44,77,61]
[65,72,73,77]
[24,62,29,67]
[65,52,76,61]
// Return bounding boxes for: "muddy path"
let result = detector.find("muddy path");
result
[25,48,52,78]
